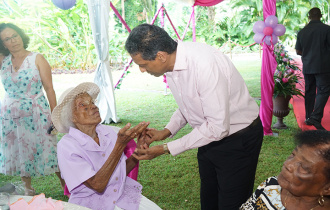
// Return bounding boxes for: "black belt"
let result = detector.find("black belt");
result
[230,116,261,138]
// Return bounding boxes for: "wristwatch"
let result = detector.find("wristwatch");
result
[163,143,170,154]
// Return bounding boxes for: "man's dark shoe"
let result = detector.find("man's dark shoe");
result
[305,118,326,130]
[305,118,313,125]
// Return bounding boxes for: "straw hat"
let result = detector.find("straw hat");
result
[51,82,100,133]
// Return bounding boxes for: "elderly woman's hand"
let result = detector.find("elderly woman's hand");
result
[117,121,150,146]
[136,128,155,149]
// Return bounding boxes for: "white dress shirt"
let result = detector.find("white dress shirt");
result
[166,41,260,156]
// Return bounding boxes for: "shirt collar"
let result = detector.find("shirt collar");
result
[68,124,114,151]
[172,40,188,72]
[68,126,90,146]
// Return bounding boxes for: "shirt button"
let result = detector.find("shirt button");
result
[113,201,116,204]
[114,189,117,192]
[102,154,105,157]
[116,177,118,181]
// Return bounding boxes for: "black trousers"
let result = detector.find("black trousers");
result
[304,73,330,122]
[197,117,263,210]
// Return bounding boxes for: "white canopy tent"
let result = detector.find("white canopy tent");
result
[86,0,120,123]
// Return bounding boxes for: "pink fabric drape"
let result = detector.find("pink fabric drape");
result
[194,0,224,6]
[124,139,139,180]
[260,0,277,135]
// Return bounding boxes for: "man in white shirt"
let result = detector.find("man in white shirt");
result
[125,24,263,210]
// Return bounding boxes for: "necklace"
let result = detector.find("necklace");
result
[11,51,29,72]
[283,191,323,210]
[11,65,19,73]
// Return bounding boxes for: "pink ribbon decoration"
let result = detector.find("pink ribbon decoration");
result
[260,0,277,135]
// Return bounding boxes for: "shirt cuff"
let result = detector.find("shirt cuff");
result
[167,139,186,156]
[165,124,180,138]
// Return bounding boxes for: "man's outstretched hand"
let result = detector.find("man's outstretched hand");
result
[132,145,165,160]
[145,128,171,145]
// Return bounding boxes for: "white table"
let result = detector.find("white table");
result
[9,195,91,210]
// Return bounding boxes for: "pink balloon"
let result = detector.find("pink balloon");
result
[265,15,278,28]
[263,27,273,36]
[273,24,286,36]
[253,21,265,34]
[265,35,278,46]
[253,33,265,44]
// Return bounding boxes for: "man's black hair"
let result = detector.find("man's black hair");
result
[125,24,177,60]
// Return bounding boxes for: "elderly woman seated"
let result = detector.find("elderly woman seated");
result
[51,82,161,210]
[240,130,330,210]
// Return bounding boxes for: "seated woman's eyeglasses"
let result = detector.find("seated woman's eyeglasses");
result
[2,34,19,43]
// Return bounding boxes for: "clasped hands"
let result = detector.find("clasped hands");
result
[117,121,171,161]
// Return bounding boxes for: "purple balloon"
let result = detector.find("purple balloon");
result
[273,24,286,36]
[52,0,76,10]
[254,33,265,44]
[253,21,265,34]
[265,35,278,46]
[265,15,278,28]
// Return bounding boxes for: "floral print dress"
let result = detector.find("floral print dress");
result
[0,52,59,177]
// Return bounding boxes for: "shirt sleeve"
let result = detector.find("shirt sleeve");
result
[167,52,232,156]
[165,108,188,137]
[57,138,97,191]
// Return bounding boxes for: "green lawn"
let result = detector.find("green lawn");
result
[0,53,298,209]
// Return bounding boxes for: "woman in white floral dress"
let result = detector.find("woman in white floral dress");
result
[0,23,65,195]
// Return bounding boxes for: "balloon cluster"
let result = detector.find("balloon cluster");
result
[253,15,286,46]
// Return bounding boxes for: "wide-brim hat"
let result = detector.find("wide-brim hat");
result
[51,82,100,133]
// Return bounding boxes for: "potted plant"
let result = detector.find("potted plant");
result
[272,43,304,129]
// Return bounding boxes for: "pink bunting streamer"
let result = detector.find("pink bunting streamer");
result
[160,6,165,27]
[164,10,181,40]
[110,2,131,32]
[151,5,163,25]
[192,6,196,42]
[181,7,195,40]
[114,60,133,89]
